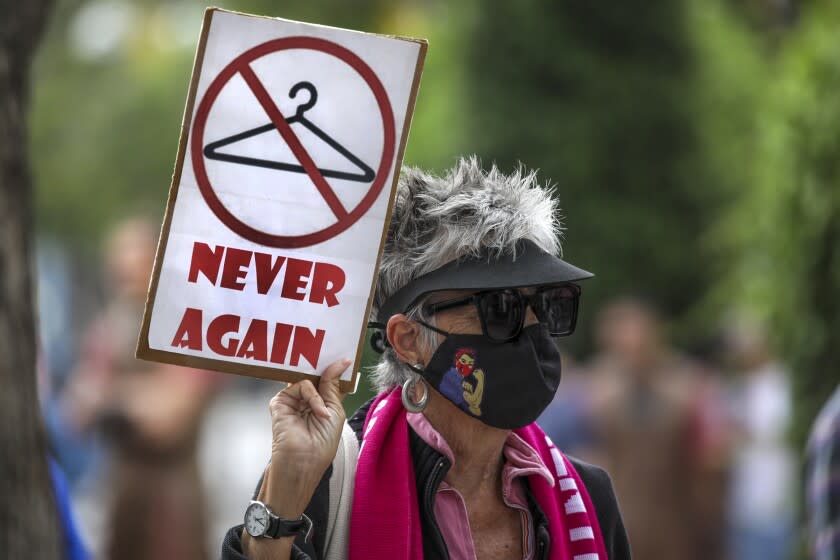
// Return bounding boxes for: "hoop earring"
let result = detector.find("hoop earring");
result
[401,373,428,413]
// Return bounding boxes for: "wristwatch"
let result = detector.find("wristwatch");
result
[244,500,313,542]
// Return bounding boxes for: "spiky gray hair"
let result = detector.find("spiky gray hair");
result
[369,156,564,392]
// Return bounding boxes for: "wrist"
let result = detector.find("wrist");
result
[264,494,308,520]
[263,462,320,518]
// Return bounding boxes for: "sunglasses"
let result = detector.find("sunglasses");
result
[422,284,581,342]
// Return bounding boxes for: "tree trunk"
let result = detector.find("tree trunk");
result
[0,1,60,557]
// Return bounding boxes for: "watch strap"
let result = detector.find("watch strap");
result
[266,512,313,542]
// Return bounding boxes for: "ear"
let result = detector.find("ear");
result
[386,314,424,365]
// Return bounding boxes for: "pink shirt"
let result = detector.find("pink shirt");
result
[406,413,554,560]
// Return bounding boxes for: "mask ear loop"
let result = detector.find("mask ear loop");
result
[368,319,449,354]
[413,319,451,337]
[401,366,429,413]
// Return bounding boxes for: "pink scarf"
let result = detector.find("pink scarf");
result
[349,387,609,559]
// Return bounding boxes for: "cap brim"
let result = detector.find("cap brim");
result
[376,239,593,322]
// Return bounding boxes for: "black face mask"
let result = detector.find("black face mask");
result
[415,323,562,430]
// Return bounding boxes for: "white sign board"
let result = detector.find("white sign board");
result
[137,8,426,391]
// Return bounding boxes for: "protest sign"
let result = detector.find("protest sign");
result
[136,8,426,391]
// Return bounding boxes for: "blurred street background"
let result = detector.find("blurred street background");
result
[25,0,840,559]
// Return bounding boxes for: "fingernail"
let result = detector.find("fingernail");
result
[342,358,352,366]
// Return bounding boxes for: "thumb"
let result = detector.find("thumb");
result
[319,357,352,408]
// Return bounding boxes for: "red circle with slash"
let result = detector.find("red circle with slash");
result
[191,37,396,248]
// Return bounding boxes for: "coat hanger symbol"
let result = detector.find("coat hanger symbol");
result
[203,81,375,183]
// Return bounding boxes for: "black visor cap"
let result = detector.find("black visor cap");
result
[376,239,593,323]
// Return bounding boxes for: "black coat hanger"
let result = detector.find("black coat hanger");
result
[203,81,375,183]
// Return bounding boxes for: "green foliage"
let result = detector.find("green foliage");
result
[718,0,840,445]
[684,0,768,332]
[31,2,207,240]
[465,0,725,351]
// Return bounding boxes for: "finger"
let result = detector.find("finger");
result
[280,377,319,401]
[319,358,351,405]
[319,358,352,408]
[276,380,328,417]
[299,380,330,419]
[270,390,300,415]
[270,392,309,422]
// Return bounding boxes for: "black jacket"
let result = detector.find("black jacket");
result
[222,399,631,559]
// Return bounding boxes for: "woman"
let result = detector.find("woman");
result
[223,158,631,560]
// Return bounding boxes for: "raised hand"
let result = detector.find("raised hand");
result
[263,358,351,519]
[242,358,351,559]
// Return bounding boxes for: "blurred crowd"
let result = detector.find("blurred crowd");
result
[540,300,797,560]
[39,218,277,558]
[39,217,798,560]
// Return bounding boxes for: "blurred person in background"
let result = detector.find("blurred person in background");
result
[723,320,795,560]
[538,352,599,458]
[685,345,732,560]
[586,298,726,560]
[61,217,221,560]
[806,384,840,560]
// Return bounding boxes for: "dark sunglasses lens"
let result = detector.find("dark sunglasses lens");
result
[478,290,522,340]
[533,285,579,335]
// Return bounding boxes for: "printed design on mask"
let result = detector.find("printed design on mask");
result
[462,368,484,416]
[439,348,485,416]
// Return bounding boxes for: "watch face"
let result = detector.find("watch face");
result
[244,502,269,537]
